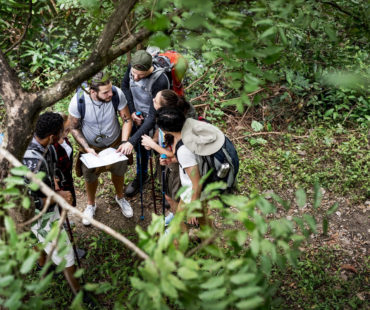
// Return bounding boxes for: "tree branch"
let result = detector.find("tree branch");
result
[0,147,150,261]
[93,0,139,56]
[4,0,33,55]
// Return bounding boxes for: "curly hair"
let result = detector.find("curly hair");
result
[89,71,111,92]
[35,112,64,139]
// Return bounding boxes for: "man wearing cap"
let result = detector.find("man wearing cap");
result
[121,50,170,197]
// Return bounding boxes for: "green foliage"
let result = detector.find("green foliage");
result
[128,188,320,309]
[273,248,369,309]
[238,126,369,202]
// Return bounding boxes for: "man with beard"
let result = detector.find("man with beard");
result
[68,72,134,225]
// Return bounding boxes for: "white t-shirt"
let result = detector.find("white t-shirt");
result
[176,143,200,203]
[68,87,127,148]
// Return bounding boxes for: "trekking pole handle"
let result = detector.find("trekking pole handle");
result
[160,154,167,159]
[136,111,142,116]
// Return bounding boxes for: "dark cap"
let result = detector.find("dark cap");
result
[131,50,152,71]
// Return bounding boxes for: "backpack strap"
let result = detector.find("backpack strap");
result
[174,139,184,160]
[147,67,170,93]
[111,86,120,113]
[77,85,120,121]
[77,87,86,121]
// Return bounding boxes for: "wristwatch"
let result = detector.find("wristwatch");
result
[121,140,127,144]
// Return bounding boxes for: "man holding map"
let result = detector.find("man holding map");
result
[69,72,134,225]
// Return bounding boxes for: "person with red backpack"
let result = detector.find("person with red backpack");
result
[121,50,170,197]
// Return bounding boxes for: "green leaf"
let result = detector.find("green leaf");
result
[250,238,259,257]
[28,182,40,191]
[178,267,198,280]
[167,274,187,291]
[236,296,264,309]
[20,252,39,274]
[2,187,20,196]
[303,214,316,233]
[22,197,31,209]
[199,288,227,301]
[178,233,189,252]
[4,216,17,246]
[322,216,329,235]
[149,32,170,49]
[161,278,178,298]
[227,259,243,270]
[200,275,225,289]
[35,272,53,294]
[251,120,263,132]
[326,202,339,215]
[10,166,28,176]
[0,275,14,287]
[313,182,322,209]
[233,286,262,298]
[260,26,276,39]
[295,188,306,208]
[209,38,232,49]
[4,176,25,185]
[230,273,255,285]
[236,230,247,246]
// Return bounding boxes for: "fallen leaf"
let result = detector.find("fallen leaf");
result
[341,264,357,274]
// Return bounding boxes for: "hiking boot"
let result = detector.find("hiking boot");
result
[115,196,133,218]
[82,205,96,226]
[125,174,148,197]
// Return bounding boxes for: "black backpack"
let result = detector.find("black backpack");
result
[76,84,120,120]
[175,136,239,192]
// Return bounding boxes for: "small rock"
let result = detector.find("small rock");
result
[336,211,341,217]
[287,215,292,221]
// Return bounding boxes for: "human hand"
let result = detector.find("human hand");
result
[85,147,98,156]
[141,135,156,150]
[159,156,177,166]
[188,217,199,226]
[131,112,143,126]
[116,142,133,155]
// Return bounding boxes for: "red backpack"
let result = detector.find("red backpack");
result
[152,51,188,96]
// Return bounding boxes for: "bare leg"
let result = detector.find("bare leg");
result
[63,265,80,295]
[86,180,98,205]
[111,174,124,199]
[165,194,178,215]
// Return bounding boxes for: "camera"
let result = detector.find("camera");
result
[94,134,107,144]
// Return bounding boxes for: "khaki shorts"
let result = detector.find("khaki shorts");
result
[31,206,75,268]
[82,160,127,183]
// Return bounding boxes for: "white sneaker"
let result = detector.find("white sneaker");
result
[82,205,96,226]
[165,212,174,227]
[115,196,133,218]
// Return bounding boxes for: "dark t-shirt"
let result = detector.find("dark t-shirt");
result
[121,64,169,146]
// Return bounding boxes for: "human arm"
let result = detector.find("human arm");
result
[127,103,156,147]
[121,64,135,114]
[69,115,97,155]
[141,134,174,158]
[151,73,170,97]
[184,165,202,225]
[116,105,134,155]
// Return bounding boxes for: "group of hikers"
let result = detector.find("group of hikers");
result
[22,49,239,302]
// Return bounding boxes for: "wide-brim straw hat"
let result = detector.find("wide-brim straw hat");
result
[181,119,225,156]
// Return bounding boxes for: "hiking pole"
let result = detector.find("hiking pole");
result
[57,205,83,279]
[160,154,167,218]
[136,112,144,221]
[149,150,157,214]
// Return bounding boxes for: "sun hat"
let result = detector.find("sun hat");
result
[181,119,225,156]
[131,50,152,71]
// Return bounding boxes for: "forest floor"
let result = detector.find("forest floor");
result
[62,110,369,309]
